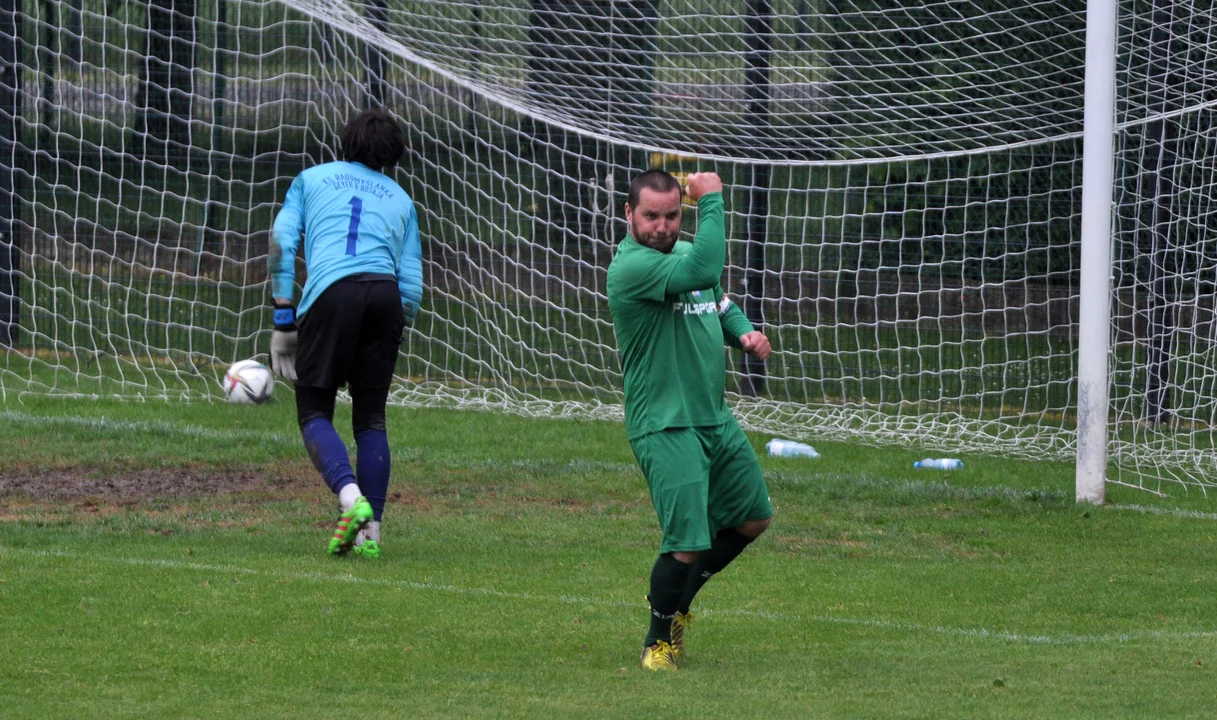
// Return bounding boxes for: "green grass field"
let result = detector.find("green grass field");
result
[2,391,1216,718]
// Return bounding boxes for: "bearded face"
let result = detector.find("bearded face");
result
[626,187,683,253]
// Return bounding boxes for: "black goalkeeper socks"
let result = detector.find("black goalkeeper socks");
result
[678,528,756,614]
[644,553,694,647]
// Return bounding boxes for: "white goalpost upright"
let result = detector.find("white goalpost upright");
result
[1076,0,1118,504]
[1,0,1215,499]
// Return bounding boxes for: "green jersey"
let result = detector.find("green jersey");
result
[607,192,756,440]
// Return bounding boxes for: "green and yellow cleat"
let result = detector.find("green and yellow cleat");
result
[328,497,373,556]
[670,611,695,658]
[640,640,677,671]
[353,539,381,559]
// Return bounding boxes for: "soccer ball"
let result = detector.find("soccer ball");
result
[222,359,274,405]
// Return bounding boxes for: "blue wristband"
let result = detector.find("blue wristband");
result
[273,305,296,331]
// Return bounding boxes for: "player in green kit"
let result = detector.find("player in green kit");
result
[606,169,773,671]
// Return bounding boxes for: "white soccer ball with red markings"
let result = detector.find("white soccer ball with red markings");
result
[222,359,274,405]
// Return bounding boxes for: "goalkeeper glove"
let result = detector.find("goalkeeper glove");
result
[270,303,298,381]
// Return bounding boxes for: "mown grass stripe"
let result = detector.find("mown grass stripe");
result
[5,545,1214,647]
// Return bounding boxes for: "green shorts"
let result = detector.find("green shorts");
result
[629,420,773,554]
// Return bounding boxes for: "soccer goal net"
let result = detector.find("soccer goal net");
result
[1,1,1214,493]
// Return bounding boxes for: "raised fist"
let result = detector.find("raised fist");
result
[685,172,723,201]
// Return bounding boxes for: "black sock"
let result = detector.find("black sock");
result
[644,553,694,648]
[678,528,756,614]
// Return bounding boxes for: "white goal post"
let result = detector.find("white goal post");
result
[0,0,1215,497]
[1076,0,1118,504]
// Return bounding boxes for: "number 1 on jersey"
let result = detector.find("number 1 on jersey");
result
[346,196,363,256]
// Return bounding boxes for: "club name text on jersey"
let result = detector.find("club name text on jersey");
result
[673,300,718,315]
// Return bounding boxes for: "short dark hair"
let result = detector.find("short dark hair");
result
[341,108,405,172]
[627,169,682,209]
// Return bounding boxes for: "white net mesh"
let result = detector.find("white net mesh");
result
[0,0,1214,492]
[1109,0,1217,491]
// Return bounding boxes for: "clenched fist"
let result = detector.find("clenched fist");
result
[685,172,723,202]
[740,331,771,361]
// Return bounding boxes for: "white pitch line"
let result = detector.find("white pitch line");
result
[4,546,1215,647]
[1108,503,1217,522]
[0,410,300,445]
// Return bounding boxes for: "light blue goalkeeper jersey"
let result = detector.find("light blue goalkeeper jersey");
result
[270,160,423,321]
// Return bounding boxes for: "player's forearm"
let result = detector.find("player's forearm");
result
[270,178,305,301]
[666,192,726,292]
[268,190,304,300]
[267,237,297,302]
[720,300,755,347]
[397,255,424,323]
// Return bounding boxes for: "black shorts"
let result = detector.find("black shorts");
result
[296,274,405,389]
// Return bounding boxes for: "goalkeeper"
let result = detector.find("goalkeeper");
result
[606,169,773,671]
[267,107,423,559]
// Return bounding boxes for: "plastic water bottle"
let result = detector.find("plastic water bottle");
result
[766,439,820,459]
[914,458,964,470]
